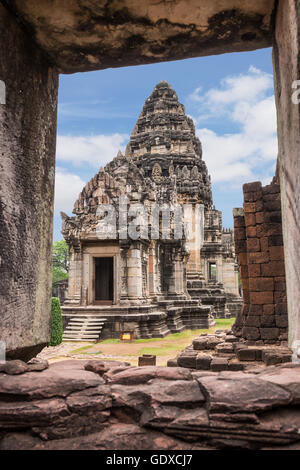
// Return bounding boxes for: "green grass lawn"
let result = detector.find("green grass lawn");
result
[70,345,96,354]
[98,318,235,345]
[137,319,235,357]
[69,318,235,361]
[139,344,185,357]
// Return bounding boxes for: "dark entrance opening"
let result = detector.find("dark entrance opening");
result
[209,262,217,281]
[94,257,113,303]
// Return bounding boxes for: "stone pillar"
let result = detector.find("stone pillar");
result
[273,0,300,348]
[174,259,185,295]
[163,245,186,298]
[120,245,129,304]
[148,242,157,298]
[65,248,82,305]
[0,4,58,360]
[186,204,204,280]
[186,205,202,274]
[166,255,177,296]
[216,256,223,284]
[127,244,143,301]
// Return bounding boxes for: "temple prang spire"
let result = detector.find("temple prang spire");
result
[129,81,212,207]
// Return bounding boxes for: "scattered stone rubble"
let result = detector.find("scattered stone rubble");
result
[169,329,292,372]
[1,358,300,450]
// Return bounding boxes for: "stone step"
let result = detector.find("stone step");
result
[70,318,107,323]
[64,328,102,335]
[69,321,104,326]
[65,329,102,332]
[63,334,100,339]
[187,281,206,287]
[68,325,104,328]
[63,317,106,342]
[65,325,104,329]
[188,288,224,295]
[68,319,105,322]
[65,327,103,331]
[62,339,96,342]
[66,324,103,327]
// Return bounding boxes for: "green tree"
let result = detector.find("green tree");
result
[52,240,69,288]
[50,297,63,346]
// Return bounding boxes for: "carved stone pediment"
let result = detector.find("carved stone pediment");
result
[152,163,163,183]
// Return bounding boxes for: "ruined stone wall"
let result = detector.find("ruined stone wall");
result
[233,181,288,343]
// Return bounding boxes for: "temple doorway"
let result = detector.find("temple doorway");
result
[94,257,114,303]
[209,262,217,282]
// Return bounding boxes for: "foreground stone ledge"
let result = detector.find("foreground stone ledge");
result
[1,360,300,450]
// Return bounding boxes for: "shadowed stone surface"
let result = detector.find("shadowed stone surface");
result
[1,360,300,450]
[27,358,49,372]
[273,0,300,349]
[197,374,291,413]
[0,360,29,375]
[259,366,300,404]
[84,360,130,375]
[0,3,58,360]
[0,424,212,450]
[111,379,205,411]
[3,0,275,73]
[103,365,192,385]
[0,366,103,399]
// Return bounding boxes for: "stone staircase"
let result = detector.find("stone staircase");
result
[186,272,230,318]
[62,316,106,342]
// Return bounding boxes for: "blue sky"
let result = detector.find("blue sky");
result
[54,47,276,241]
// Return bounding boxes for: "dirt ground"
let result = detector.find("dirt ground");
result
[38,319,234,367]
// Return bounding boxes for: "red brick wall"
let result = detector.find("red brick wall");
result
[233,181,288,344]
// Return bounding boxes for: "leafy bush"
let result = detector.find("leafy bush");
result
[50,297,63,346]
[52,240,69,289]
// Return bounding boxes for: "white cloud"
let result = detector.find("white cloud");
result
[56,133,128,168]
[189,66,277,185]
[189,66,273,109]
[54,168,86,214]
[196,129,254,184]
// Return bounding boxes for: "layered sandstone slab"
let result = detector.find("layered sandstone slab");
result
[1,359,300,450]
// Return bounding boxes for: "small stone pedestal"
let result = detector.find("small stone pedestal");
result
[138,354,156,366]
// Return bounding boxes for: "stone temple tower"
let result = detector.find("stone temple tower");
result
[129,80,213,208]
[127,81,241,317]
[61,82,241,340]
